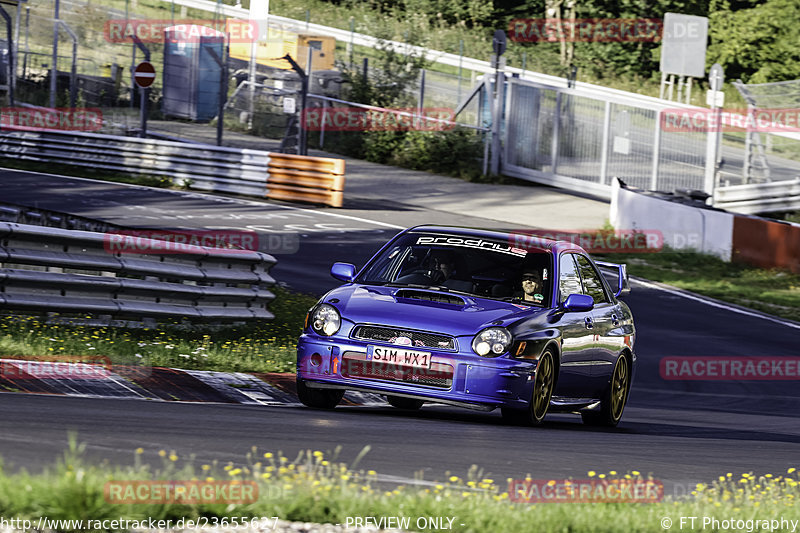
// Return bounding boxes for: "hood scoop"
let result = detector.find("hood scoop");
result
[394,289,467,306]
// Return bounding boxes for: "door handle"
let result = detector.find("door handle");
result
[584,317,594,329]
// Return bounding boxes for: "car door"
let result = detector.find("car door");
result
[574,254,625,395]
[552,252,596,398]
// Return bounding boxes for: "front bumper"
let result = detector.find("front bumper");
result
[296,334,539,410]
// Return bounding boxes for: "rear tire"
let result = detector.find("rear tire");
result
[501,349,555,426]
[581,354,630,427]
[296,378,344,409]
[386,396,424,410]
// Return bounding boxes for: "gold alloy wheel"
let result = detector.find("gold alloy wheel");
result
[610,355,629,421]
[532,351,554,422]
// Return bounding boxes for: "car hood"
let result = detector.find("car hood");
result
[327,284,546,336]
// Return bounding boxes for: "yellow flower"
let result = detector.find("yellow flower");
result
[264,452,273,459]
[789,467,796,474]
[449,476,459,483]
[228,468,242,476]
[609,470,617,475]
[201,465,211,471]
[368,470,377,476]
[135,448,144,455]
[598,474,606,479]
[158,450,166,457]
[588,471,596,477]
[631,470,640,476]
[169,453,178,462]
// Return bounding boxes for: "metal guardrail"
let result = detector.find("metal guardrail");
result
[714,177,800,214]
[0,222,276,322]
[0,128,271,197]
[0,199,122,233]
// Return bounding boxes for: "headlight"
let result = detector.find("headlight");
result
[472,327,512,357]
[309,303,341,336]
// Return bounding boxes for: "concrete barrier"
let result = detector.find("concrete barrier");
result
[610,179,734,260]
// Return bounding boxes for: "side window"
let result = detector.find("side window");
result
[575,255,609,304]
[558,254,583,302]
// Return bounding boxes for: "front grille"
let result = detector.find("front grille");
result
[342,352,453,389]
[352,325,456,351]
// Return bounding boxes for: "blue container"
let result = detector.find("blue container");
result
[162,26,224,121]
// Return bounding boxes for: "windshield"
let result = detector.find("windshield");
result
[355,232,553,305]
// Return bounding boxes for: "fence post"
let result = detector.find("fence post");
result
[599,100,611,185]
[551,91,562,175]
[490,71,505,175]
[650,109,662,190]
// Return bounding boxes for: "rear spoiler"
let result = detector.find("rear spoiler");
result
[595,261,630,298]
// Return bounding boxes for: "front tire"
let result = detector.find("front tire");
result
[582,354,630,427]
[386,396,424,410]
[296,378,344,409]
[501,349,555,426]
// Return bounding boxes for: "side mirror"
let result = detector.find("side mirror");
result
[595,260,631,299]
[330,262,356,283]
[562,293,594,312]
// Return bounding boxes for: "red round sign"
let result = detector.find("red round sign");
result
[134,62,156,88]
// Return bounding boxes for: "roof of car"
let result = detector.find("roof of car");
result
[406,225,587,255]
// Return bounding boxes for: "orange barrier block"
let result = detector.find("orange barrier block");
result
[266,153,345,208]
[732,216,800,273]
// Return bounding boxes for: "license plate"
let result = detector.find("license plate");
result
[366,345,432,370]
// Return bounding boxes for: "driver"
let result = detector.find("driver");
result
[430,251,455,283]
[521,269,545,304]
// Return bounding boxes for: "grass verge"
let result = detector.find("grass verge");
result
[0,287,317,374]
[597,249,800,322]
[0,438,798,532]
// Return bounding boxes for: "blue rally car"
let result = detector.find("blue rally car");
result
[296,226,636,427]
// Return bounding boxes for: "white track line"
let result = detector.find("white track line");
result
[631,277,800,330]
[0,166,405,230]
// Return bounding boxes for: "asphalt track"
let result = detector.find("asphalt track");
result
[1,168,799,495]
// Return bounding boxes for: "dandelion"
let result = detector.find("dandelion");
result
[228,468,242,476]
[158,450,166,458]
[632,470,640,476]
[609,470,617,475]
[588,471,596,477]
[264,452,273,459]
[135,448,144,455]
